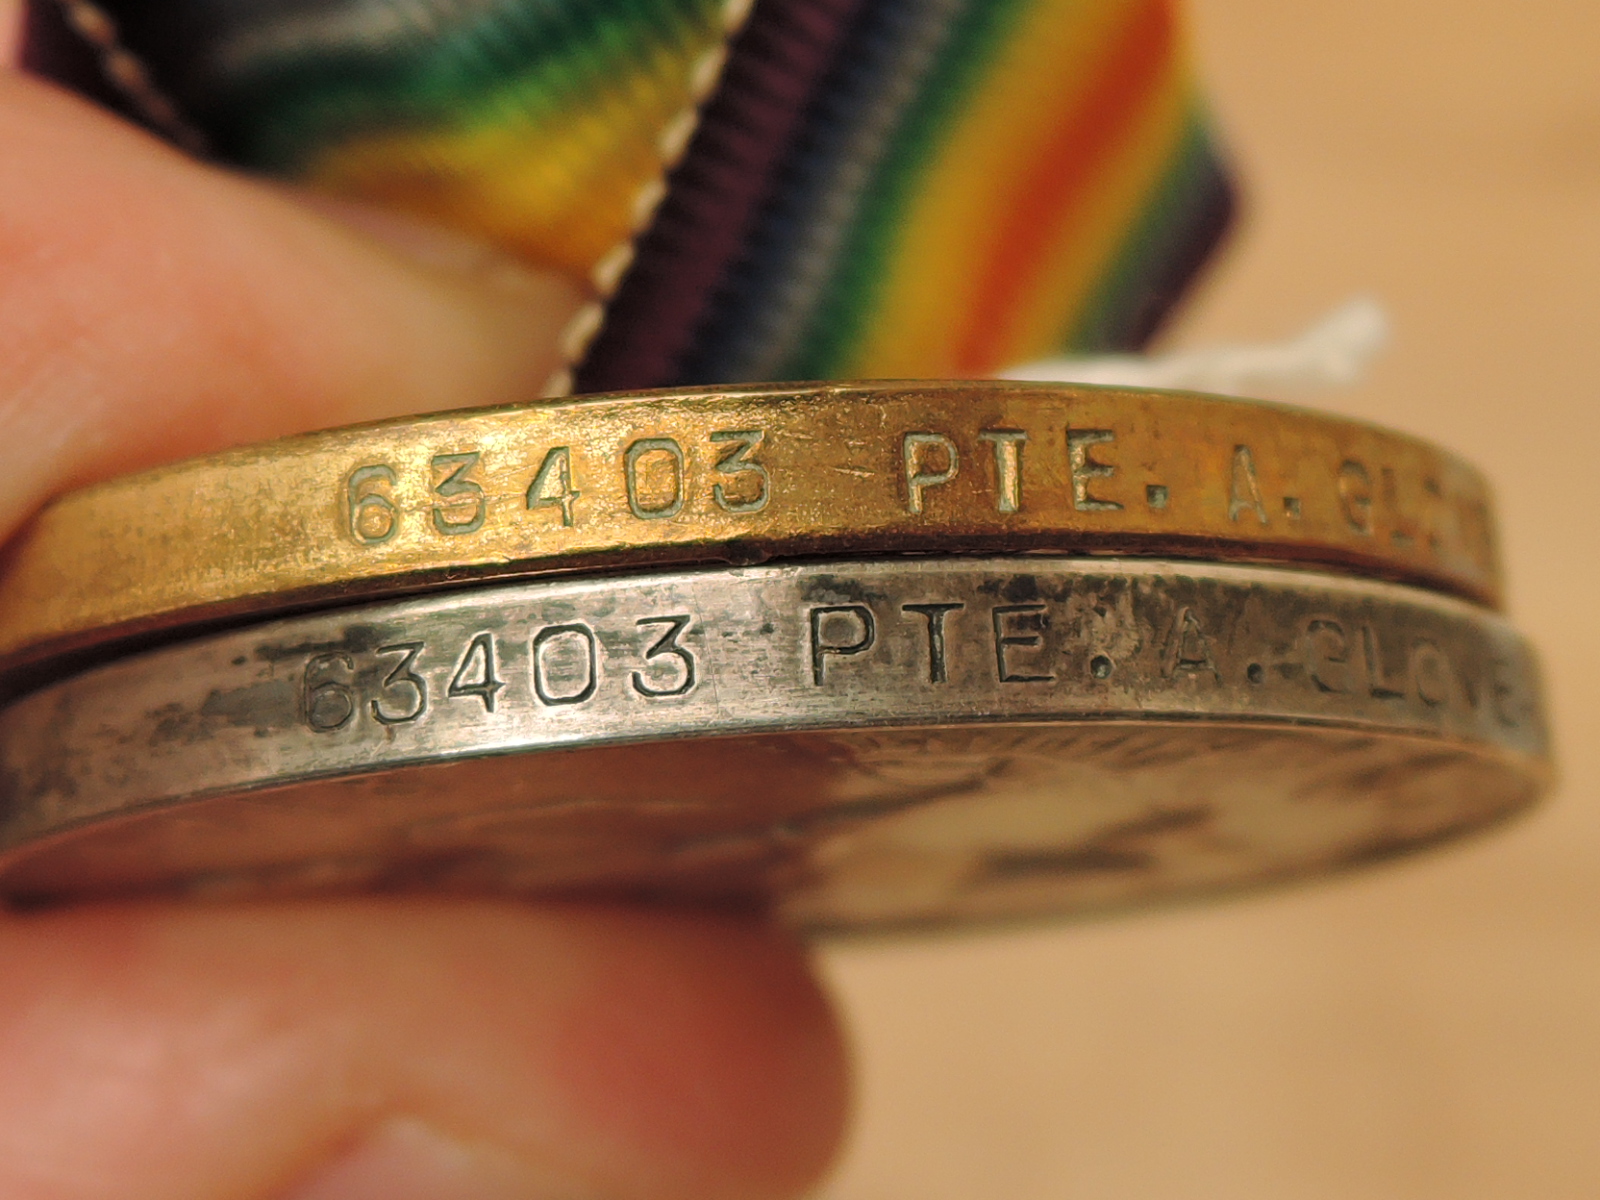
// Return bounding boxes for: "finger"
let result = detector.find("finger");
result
[0,68,584,537]
[0,899,849,1199]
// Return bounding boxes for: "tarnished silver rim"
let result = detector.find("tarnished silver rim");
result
[0,556,1547,852]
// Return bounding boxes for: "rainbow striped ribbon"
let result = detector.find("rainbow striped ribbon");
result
[27,0,1233,390]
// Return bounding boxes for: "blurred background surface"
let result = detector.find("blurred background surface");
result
[818,1,1600,1195]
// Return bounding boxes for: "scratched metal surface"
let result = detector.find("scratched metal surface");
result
[0,558,1548,926]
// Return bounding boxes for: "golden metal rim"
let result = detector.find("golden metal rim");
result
[0,381,1502,676]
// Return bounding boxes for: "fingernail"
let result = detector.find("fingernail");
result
[286,188,577,302]
[282,1118,575,1200]
[1,0,23,67]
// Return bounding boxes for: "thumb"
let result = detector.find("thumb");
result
[0,66,583,536]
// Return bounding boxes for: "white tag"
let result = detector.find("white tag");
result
[1002,297,1389,399]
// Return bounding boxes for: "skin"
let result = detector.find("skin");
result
[0,28,850,1200]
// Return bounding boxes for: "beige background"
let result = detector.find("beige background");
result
[818,1,1600,1196]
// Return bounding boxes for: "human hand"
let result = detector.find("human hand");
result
[0,44,848,1200]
